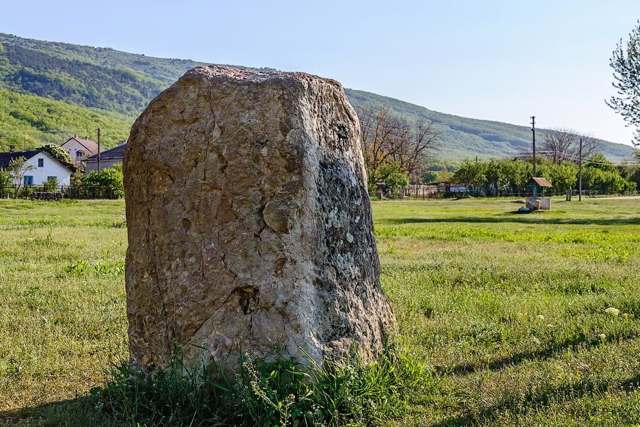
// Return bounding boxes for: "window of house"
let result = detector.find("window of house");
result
[37,158,44,167]
[76,150,84,159]
[23,176,33,186]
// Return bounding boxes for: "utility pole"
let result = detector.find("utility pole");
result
[578,137,583,202]
[97,128,101,171]
[531,116,537,176]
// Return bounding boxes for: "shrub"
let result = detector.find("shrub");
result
[42,176,59,192]
[81,166,124,198]
[0,169,11,198]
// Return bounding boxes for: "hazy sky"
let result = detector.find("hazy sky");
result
[2,1,639,144]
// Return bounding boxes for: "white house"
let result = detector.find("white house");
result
[0,149,74,186]
[60,136,100,164]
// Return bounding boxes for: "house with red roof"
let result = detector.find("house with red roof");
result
[61,136,100,164]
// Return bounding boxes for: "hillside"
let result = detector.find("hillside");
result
[0,33,199,115]
[0,32,635,161]
[347,89,636,162]
[0,88,132,151]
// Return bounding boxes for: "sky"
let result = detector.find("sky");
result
[2,0,639,144]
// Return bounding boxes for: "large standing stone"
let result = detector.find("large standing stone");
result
[124,65,395,371]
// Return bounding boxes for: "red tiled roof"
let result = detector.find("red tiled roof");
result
[62,137,100,156]
[530,177,552,187]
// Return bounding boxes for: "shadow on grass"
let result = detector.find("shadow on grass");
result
[430,373,640,426]
[435,332,640,377]
[383,216,640,226]
[0,396,92,426]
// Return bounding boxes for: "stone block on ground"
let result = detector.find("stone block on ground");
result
[124,65,396,371]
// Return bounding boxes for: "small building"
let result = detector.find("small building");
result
[84,142,126,171]
[526,177,552,210]
[60,136,100,164]
[0,149,75,186]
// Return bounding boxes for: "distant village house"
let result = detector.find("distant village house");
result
[60,136,100,164]
[0,148,74,186]
[84,142,126,171]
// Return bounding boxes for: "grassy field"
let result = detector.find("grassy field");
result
[1,197,640,425]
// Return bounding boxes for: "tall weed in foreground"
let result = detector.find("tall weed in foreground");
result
[45,345,430,426]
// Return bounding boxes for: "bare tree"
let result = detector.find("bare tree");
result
[359,107,405,177]
[571,135,599,161]
[393,119,440,182]
[542,129,577,163]
[358,106,440,182]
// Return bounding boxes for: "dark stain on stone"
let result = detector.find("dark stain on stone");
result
[234,286,259,315]
[333,122,349,142]
[274,257,287,277]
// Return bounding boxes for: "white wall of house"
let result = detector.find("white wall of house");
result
[18,152,72,186]
[61,139,90,162]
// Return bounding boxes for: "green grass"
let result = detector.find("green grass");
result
[1,197,639,425]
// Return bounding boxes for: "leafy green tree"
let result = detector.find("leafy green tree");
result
[435,170,453,183]
[421,170,439,183]
[586,153,616,172]
[39,143,72,165]
[0,169,11,198]
[453,157,633,197]
[620,165,640,190]
[547,162,578,194]
[608,20,640,148]
[370,161,409,199]
[453,161,487,190]
[583,167,629,194]
[505,160,533,194]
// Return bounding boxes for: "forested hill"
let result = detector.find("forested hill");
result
[0,32,635,161]
[0,32,199,115]
[0,87,132,150]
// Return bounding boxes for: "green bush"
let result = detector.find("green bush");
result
[80,166,124,198]
[42,176,59,192]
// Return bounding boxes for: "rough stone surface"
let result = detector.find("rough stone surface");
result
[124,65,396,371]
